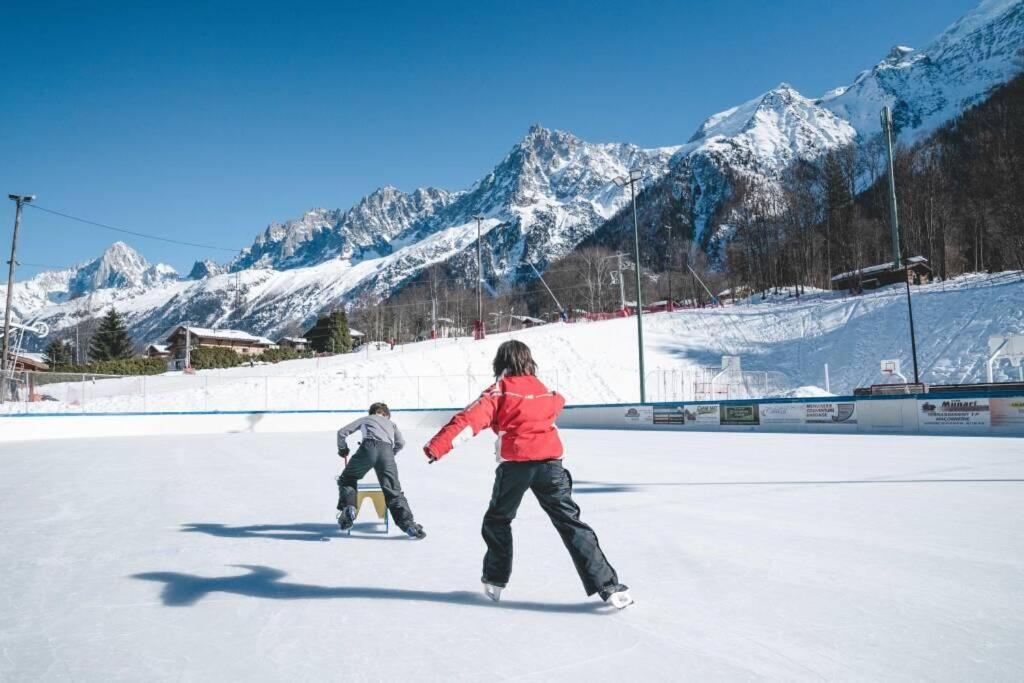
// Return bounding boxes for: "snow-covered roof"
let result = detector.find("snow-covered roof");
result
[147,343,169,353]
[349,328,365,337]
[831,256,929,283]
[512,315,545,324]
[5,351,48,368]
[166,326,273,345]
[277,337,309,344]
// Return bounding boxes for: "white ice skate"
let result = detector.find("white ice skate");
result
[599,584,634,609]
[482,581,503,602]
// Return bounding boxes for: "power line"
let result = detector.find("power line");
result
[27,204,241,253]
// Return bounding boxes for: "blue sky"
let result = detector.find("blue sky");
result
[1,0,978,275]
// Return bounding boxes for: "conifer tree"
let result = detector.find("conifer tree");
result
[88,308,134,361]
[43,339,75,369]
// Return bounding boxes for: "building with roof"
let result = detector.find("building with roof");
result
[146,343,170,360]
[276,337,311,352]
[831,256,932,293]
[164,326,275,369]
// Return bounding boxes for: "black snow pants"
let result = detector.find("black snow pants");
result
[481,459,618,596]
[337,440,416,530]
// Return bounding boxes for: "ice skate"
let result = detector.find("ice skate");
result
[337,505,357,532]
[599,583,634,609]
[482,580,504,602]
[402,522,426,540]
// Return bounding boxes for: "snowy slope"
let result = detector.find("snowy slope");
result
[10,273,1023,414]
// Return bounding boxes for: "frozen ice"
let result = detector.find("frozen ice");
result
[1,428,1022,680]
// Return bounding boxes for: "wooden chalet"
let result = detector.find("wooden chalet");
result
[831,256,932,293]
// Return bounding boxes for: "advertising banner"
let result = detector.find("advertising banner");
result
[758,403,804,425]
[720,403,759,426]
[990,397,1024,427]
[919,398,990,428]
[805,402,858,426]
[623,406,653,425]
[653,404,720,427]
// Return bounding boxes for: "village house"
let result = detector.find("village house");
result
[276,336,311,352]
[164,326,275,370]
[146,343,171,360]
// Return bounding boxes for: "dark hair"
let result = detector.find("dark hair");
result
[492,340,537,378]
[368,402,390,417]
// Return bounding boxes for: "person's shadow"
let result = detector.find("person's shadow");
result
[132,565,607,614]
[181,522,394,541]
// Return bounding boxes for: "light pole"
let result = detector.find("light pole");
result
[881,107,919,384]
[663,224,673,311]
[613,169,646,403]
[2,194,34,402]
[473,214,485,339]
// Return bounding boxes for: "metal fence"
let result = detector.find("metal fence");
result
[1,370,559,414]
[644,367,793,403]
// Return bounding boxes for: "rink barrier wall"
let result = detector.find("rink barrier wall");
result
[1,390,1022,441]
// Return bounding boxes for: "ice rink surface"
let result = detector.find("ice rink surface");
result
[1,429,1023,681]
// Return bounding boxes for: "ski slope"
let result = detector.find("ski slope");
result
[7,273,1024,413]
[1,429,1022,680]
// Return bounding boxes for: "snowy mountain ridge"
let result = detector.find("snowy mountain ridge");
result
[4,0,1022,346]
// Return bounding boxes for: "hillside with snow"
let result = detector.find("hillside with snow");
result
[2,0,1021,347]
[7,273,1022,414]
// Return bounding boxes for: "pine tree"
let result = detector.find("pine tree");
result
[43,339,75,369]
[307,310,352,354]
[88,308,134,361]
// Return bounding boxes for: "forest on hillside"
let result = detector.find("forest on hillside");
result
[353,74,1024,343]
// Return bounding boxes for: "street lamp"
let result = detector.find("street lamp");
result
[613,169,647,403]
[1,194,35,402]
[473,214,486,340]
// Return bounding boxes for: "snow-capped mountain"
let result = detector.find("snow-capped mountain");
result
[4,0,1021,349]
[68,242,178,297]
[821,0,1024,138]
[591,0,1023,258]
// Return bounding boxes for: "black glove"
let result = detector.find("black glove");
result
[338,446,350,459]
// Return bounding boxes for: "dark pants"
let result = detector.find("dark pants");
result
[482,459,618,596]
[337,440,416,529]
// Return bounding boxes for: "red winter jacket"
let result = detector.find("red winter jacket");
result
[424,375,565,462]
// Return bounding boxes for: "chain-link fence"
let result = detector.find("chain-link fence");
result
[0,366,798,414]
[645,367,794,403]
[0,370,565,414]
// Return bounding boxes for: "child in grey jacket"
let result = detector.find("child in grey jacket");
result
[336,402,424,539]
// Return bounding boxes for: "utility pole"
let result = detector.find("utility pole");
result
[473,214,485,340]
[2,194,34,401]
[882,107,919,384]
[613,169,647,403]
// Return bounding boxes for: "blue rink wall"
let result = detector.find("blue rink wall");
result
[2,390,1023,442]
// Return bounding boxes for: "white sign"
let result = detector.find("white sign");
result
[685,404,721,426]
[623,406,653,424]
[919,398,990,428]
[759,404,804,425]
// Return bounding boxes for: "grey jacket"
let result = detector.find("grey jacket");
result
[337,414,405,452]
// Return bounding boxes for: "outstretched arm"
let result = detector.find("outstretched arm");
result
[424,386,499,461]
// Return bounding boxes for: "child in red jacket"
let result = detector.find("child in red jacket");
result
[423,340,632,608]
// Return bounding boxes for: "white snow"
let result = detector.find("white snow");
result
[1,429,1021,680]
[7,273,1023,414]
